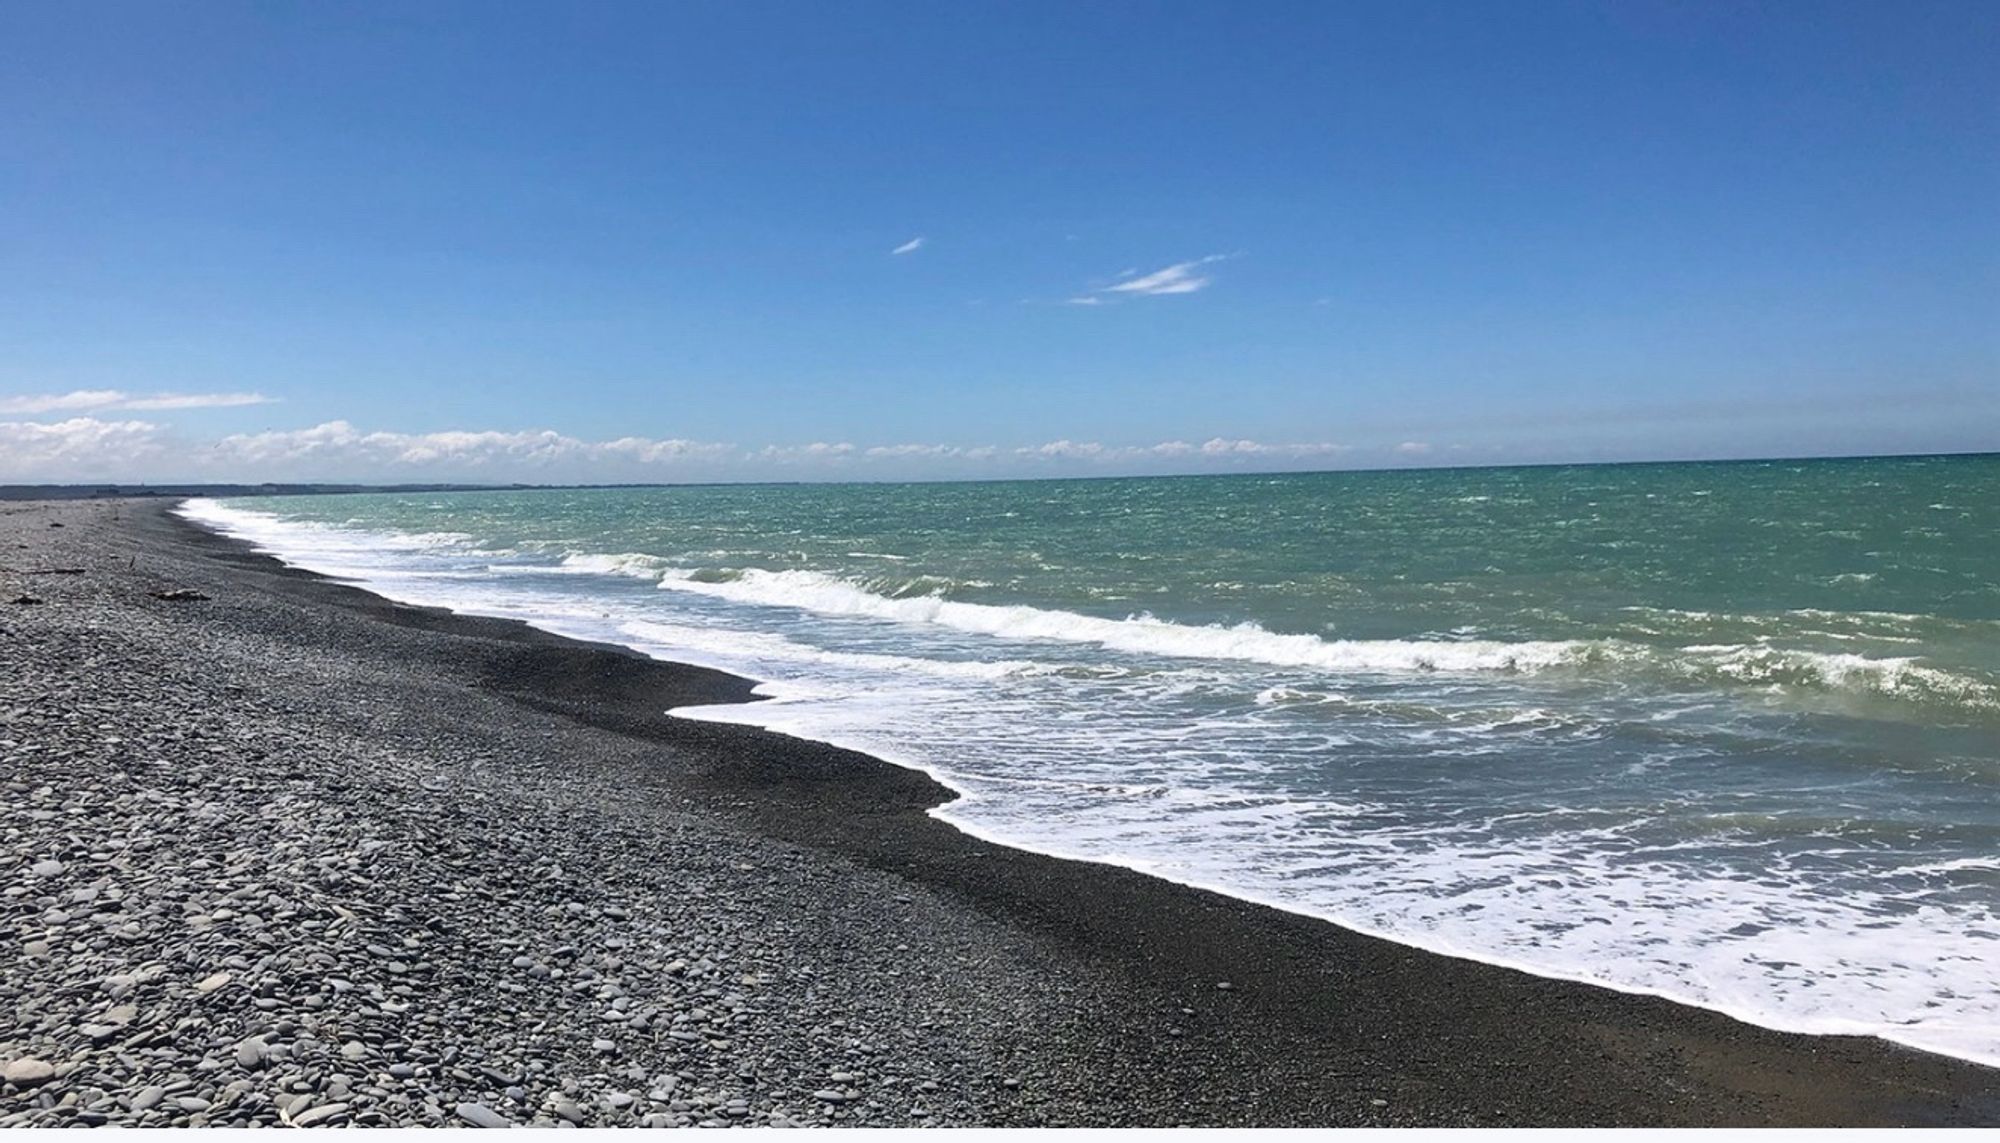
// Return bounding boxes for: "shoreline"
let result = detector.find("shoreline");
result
[176,495,2000,1077]
[4,496,1995,1126]
[151,497,2000,1122]
[141,500,2000,1121]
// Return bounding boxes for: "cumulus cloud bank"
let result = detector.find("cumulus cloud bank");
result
[0,416,1372,483]
[0,418,170,477]
[212,421,736,474]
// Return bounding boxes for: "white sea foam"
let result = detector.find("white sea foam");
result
[175,496,2000,1069]
[1674,643,1999,708]
[649,566,1587,672]
[616,619,1028,681]
[554,551,679,579]
[186,496,1999,715]
[630,564,2000,711]
[673,666,2000,1068]
[910,791,2000,1068]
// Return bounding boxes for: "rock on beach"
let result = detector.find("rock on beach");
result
[2,1060,56,1089]
[2,498,1989,1131]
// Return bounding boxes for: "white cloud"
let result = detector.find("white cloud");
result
[1012,437,1350,464]
[1099,254,1232,298]
[891,236,925,255]
[0,390,126,414]
[119,392,274,411]
[860,443,1002,461]
[0,389,273,414]
[1194,437,1349,457]
[863,443,960,459]
[600,436,734,464]
[212,421,735,474]
[1395,441,1434,455]
[0,415,1359,483]
[1018,439,1105,460]
[756,441,857,464]
[0,418,170,479]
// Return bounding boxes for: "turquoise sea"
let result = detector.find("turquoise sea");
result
[185,454,2000,1065]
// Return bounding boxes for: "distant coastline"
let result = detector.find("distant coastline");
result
[0,481,652,501]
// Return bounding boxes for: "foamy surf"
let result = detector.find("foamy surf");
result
[622,562,1998,712]
[175,462,2000,1072]
[650,565,1587,673]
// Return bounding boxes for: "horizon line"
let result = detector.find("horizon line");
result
[5,446,1994,498]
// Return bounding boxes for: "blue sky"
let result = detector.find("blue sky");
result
[2,0,1995,482]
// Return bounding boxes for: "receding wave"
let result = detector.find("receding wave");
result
[617,619,1030,681]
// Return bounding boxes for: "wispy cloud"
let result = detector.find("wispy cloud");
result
[1098,254,1232,298]
[120,392,275,411]
[891,236,925,255]
[0,389,274,414]
[0,390,133,414]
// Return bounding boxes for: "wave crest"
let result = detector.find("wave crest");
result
[586,562,1996,712]
[650,565,1583,672]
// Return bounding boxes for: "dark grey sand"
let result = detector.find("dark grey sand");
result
[2,498,1996,1128]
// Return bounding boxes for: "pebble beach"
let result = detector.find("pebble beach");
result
[2,497,1996,1128]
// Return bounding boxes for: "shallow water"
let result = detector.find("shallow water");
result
[184,454,2000,1066]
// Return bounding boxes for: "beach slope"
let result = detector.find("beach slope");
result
[0,497,1993,1126]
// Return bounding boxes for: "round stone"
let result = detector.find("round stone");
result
[3,1059,56,1088]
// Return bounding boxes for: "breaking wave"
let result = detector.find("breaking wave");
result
[176,491,2000,1069]
[588,563,1997,713]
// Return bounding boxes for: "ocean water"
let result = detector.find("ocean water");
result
[180,455,2000,1066]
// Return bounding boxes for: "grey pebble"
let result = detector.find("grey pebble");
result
[291,1101,350,1127]
[455,1102,511,1128]
[0,503,1156,1132]
[2,1059,56,1088]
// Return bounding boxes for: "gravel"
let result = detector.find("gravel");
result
[3,498,1994,1129]
[0,500,1152,1127]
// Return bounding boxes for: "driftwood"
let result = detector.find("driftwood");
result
[149,588,211,602]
